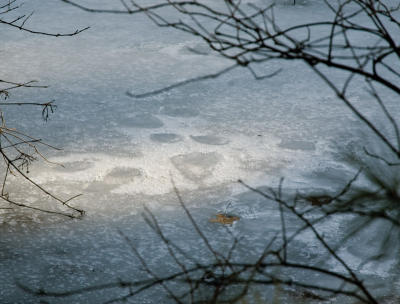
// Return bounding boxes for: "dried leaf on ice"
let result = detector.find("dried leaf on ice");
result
[209,213,240,225]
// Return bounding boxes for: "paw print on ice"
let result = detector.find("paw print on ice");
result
[190,135,229,145]
[103,167,142,184]
[150,133,183,143]
[171,152,221,182]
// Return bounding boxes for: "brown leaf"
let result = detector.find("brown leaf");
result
[209,213,240,225]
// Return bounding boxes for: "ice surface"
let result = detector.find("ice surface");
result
[1,0,399,302]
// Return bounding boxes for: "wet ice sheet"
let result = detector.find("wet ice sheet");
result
[1,185,397,303]
[1,0,399,302]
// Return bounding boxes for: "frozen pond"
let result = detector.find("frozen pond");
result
[1,0,399,302]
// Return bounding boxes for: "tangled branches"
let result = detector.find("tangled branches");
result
[0,0,87,218]
[0,0,88,36]
[63,0,400,159]
[49,0,400,301]
[21,174,400,303]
